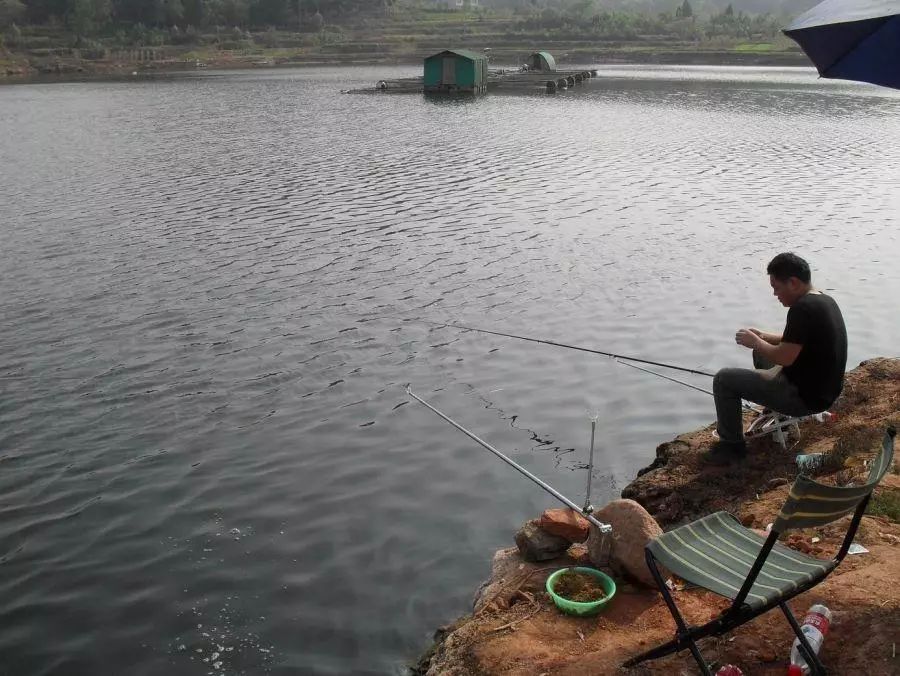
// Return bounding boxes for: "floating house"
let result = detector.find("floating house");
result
[423,49,489,93]
[527,51,556,72]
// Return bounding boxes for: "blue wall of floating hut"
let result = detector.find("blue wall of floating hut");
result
[423,49,489,93]
[528,51,556,72]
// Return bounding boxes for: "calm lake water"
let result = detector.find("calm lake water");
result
[1,64,899,675]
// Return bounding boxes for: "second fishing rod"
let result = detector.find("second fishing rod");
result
[397,317,717,379]
[392,317,771,409]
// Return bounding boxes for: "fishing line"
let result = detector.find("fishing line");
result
[393,317,716,378]
[614,359,714,397]
[615,358,759,412]
[407,386,612,532]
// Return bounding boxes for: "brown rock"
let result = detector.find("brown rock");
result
[766,477,790,490]
[586,499,666,588]
[472,547,526,613]
[566,542,591,565]
[514,519,569,562]
[539,507,590,543]
[621,480,683,524]
[472,546,569,614]
[635,439,690,477]
[757,646,778,662]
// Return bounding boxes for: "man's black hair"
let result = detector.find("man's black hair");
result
[767,252,811,284]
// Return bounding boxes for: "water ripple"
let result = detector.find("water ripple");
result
[1,65,898,675]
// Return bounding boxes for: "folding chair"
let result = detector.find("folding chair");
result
[624,426,896,676]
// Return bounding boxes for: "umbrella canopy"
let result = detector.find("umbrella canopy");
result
[784,0,900,89]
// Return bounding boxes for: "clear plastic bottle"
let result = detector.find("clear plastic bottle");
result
[788,604,832,675]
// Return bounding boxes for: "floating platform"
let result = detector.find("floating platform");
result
[346,68,600,95]
[344,49,600,95]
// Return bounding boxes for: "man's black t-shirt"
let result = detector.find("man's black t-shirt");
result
[781,292,847,411]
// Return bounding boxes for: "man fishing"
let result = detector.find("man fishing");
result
[708,252,847,463]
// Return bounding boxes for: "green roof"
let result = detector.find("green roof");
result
[530,51,557,71]
[424,49,488,62]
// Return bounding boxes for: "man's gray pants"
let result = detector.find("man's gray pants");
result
[713,351,812,444]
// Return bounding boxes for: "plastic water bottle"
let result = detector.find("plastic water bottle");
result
[788,604,832,675]
[811,411,835,423]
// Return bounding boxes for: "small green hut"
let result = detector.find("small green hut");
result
[527,51,556,72]
[423,49,489,93]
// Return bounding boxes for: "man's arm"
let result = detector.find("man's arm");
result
[738,331,803,366]
[748,328,783,345]
[737,329,801,365]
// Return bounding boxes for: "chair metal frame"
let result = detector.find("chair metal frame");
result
[625,427,896,675]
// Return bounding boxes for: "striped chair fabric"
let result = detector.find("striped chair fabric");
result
[647,511,836,611]
[774,429,895,531]
[629,429,896,674]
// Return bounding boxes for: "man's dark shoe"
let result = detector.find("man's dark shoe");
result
[701,440,748,465]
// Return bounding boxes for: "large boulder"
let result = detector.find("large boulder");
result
[539,507,590,543]
[586,499,666,588]
[514,518,570,562]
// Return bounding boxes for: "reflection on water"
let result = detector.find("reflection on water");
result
[0,65,898,675]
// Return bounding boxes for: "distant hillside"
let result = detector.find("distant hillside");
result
[590,0,818,17]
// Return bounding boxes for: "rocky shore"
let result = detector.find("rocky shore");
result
[414,358,900,675]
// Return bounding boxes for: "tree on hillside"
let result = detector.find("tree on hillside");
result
[725,3,734,16]
[158,0,184,25]
[214,0,249,27]
[181,0,203,26]
[0,0,26,28]
[251,0,289,26]
[572,0,595,19]
[680,0,692,18]
[68,0,110,35]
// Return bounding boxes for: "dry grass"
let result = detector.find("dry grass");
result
[814,425,883,476]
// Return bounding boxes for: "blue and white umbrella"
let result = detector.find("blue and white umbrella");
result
[784,0,900,90]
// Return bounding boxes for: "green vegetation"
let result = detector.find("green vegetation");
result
[813,426,883,477]
[733,41,774,51]
[867,489,900,521]
[0,0,808,77]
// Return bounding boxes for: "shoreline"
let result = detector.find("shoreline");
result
[414,358,900,675]
[0,48,813,86]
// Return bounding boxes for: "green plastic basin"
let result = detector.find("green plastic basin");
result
[546,566,616,617]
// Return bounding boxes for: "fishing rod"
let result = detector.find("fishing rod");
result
[407,386,612,533]
[614,358,760,412]
[614,359,714,398]
[400,318,716,378]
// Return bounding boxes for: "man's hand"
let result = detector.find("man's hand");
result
[735,328,762,350]
[737,327,802,366]
[746,327,782,345]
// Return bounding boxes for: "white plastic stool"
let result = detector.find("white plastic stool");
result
[744,408,833,448]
